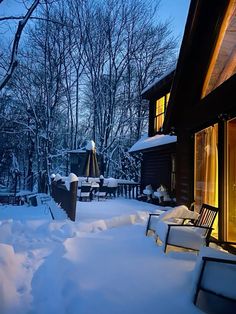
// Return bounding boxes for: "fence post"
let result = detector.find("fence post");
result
[50,173,78,221]
[68,180,78,221]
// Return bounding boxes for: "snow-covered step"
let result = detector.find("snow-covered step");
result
[28,193,68,220]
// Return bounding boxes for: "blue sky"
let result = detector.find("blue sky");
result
[1,0,190,47]
[158,0,190,40]
[1,0,190,36]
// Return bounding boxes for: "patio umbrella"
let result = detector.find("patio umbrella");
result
[82,140,100,177]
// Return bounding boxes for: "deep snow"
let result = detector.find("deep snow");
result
[0,198,202,314]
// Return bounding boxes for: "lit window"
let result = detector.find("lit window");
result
[154,93,170,133]
[194,124,218,238]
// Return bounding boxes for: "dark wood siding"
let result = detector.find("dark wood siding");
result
[148,100,156,137]
[175,132,194,207]
[141,143,176,193]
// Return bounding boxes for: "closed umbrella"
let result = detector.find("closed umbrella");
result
[82,140,100,177]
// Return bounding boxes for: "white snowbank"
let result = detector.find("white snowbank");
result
[0,198,202,314]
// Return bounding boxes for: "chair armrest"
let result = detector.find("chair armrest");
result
[202,256,236,265]
[208,239,236,246]
[145,213,161,236]
[149,213,161,217]
[208,239,236,254]
[167,224,211,230]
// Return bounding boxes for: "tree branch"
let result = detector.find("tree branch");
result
[0,15,66,27]
[0,0,40,91]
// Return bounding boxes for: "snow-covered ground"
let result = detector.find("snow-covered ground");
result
[0,198,202,314]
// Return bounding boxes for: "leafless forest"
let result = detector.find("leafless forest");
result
[0,0,177,191]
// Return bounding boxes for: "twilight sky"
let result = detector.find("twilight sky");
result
[1,0,190,40]
[158,0,190,41]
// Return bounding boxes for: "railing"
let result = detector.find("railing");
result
[51,179,78,221]
[117,182,140,199]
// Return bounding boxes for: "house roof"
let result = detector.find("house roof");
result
[163,0,231,133]
[68,149,86,154]
[129,133,177,153]
[141,67,175,100]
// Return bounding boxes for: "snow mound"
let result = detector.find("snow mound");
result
[78,211,148,233]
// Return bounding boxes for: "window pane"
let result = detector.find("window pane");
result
[202,1,236,97]
[194,125,218,237]
[155,96,165,132]
[227,118,236,241]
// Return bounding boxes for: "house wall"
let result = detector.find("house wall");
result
[175,132,194,207]
[160,0,236,245]
[70,152,87,176]
[174,74,236,205]
[140,142,176,195]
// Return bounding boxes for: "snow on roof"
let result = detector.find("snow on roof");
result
[129,133,177,153]
[141,66,176,95]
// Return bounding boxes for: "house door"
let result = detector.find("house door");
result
[227,118,236,241]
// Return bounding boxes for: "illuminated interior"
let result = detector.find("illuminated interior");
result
[194,124,218,237]
[227,118,236,241]
[202,0,236,98]
[154,93,170,132]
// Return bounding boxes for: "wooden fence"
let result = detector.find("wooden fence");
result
[51,179,78,221]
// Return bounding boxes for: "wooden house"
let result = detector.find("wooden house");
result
[163,0,236,243]
[68,149,87,176]
[129,69,177,199]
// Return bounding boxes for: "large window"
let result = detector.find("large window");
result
[226,118,236,241]
[154,93,170,133]
[202,1,236,97]
[194,125,218,237]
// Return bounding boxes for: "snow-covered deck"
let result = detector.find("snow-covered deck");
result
[0,198,202,314]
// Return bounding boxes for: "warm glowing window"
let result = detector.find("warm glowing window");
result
[154,93,170,133]
[226,118,236,242]
[194,124,218,237]
[202,1,236,97]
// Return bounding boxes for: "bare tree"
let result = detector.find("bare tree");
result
[78,0,177,175]
[0,0,178,186]
[0,0,40,91]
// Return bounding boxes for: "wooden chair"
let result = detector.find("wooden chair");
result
[106,186,117,198]
[146,212,162,236]
[155,203,218,252]
[193,242,236,314]
[96,186,108,201]
[79,185,91,201]
[146,203,195,236]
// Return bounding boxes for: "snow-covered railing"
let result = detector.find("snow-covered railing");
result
[51,173,78,221]
[116,181,140,199]
[77,177,140,199]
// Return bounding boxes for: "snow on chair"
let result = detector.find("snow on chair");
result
[106,178,118,198]
[143,184,154,202]
[154,203,218,253]
[145,205,194,236]
[192,244,236,314]
[153,184,171,204]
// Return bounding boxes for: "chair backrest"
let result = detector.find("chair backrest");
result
[99,186,108,193]
[81,185,91,193]
[195,204,218,229]
[193,246,236,313]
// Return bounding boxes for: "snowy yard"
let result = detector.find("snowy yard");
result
[0,198,202,314]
